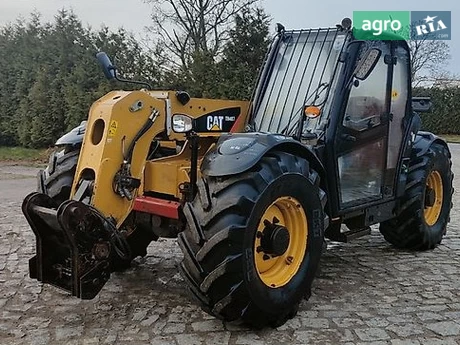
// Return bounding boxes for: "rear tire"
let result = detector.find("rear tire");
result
[380,142,453,250]
[38,148,79,205]
[178,151,327,328]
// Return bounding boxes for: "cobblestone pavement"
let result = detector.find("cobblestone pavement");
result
[1,145,459,345]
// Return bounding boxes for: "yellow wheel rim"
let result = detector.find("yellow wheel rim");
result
[254,196,308,288]
[424,170,443,226]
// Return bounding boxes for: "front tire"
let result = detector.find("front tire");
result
[178,151,327,328]
[38,147,79,205]
[380,142,453,250]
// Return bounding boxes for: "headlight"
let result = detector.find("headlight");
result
[172,114,193,133]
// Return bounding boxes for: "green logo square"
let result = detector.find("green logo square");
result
[353,11,411,40]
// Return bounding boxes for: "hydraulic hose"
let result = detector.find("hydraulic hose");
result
[125,109,159,164]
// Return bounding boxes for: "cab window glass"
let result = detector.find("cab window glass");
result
[343,43,389,132]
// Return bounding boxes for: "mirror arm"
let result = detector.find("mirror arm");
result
[113,69,153,90]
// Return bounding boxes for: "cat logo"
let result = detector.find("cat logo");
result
[207,116,224,131]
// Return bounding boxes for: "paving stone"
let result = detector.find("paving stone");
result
[132,308,150,321]
[416,312,446,321]
[235,333,265,345]
[418,338,459,345]
[332,317,365,327]
[55,325,84,340]
[161,322,186,335]
[301,317,330,328]
[386,324,424,337]
[425,321,460,336]
[140,315,160,327]
[191,319,224,332]
[365,318,390,328]
[391,340,420,345]
[355,328,391,341]
[175,333,203,345]
[205,332,231,345]
[2,148,460,344]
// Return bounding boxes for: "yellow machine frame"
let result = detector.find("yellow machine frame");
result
[71,90,250,227]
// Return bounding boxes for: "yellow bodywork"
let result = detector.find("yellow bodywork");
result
[144,137,216,198]
[70,90,250,226]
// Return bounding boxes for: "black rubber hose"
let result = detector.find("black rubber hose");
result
[125,110,159,164]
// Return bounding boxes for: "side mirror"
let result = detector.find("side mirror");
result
[354,48,381,81]
[96,52,116,80]
[412,97,432,113]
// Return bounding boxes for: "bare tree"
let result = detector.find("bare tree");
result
[410,39,450,86]
[144,0,259,67]
[428,70,460,88]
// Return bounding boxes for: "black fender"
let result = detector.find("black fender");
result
[55,121,86,147]
[413,131,450,158]
[201,133,325,179]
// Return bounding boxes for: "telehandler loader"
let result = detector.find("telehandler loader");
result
[23,19,453,327]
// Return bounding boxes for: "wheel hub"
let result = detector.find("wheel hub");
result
[425,187,435,207]
[424,170,443,226]
[254,196,308,288]
[259,221,290,257]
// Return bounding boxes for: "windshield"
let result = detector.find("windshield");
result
[253,28,348,135]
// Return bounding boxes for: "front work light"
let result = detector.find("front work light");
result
[172,114,194,133]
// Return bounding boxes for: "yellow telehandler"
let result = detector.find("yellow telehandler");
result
[23,20,453,327]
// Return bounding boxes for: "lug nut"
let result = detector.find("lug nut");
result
[256,231,263,239]
[256,246,263,253]
[286,256,294,265]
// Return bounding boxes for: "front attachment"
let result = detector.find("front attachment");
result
[22,192,120,299]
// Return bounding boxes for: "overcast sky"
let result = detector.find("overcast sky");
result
[0,0,458,75]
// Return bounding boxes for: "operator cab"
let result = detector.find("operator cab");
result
[249,20,413,220]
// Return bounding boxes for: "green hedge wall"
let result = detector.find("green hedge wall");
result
[413,87,460,135]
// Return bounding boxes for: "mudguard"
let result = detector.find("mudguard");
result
[201,133,325,178]
[55,121,86,147]
[413,131,450,158]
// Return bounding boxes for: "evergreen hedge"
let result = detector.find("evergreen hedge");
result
[414,87,460,135]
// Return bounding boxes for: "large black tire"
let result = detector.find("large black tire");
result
[178,151,328,328]
[38,147,154,265]
[380,142,453,250]
[37,148,79,205]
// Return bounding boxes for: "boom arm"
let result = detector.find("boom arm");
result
[71,90,167,227]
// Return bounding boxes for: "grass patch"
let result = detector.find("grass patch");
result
[0,146,48,163]
[438,135,460,144]
[1,134,459,165]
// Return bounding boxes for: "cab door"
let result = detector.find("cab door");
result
[334,41,405,209]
